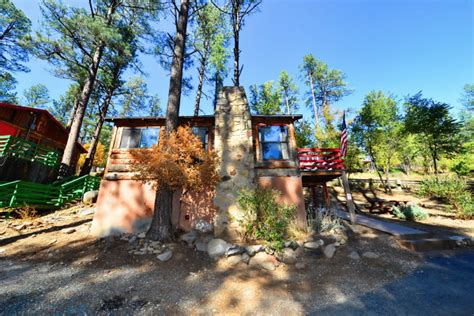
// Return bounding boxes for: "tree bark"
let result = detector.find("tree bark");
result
[213,72,222,112]
[432,144,438,175]
[232,1,241,86]
[66,97,79,131]
[164,0,189,133]
[147,185,174,241]
[369,147,391,193]
[284,93,290,114]
[194,48,209,116]
[308,73,319,135]
[80,89,114,176]
[148,0,190,241]
[58,2,116,178]
[58,46,104,178]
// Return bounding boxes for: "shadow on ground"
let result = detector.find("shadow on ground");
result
[0,212,473,314]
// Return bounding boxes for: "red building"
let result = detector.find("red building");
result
[0,102,87,183]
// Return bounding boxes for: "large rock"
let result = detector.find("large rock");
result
[249,252,279,270]
[195,241,208,252]
[241,253,250,264]
[225,245,244,257]
[277,248,297,264]
[207,238,231,258]
[304,239,324,251]
[284,241,299,250]
[348,251,361,260]
[323,243,337,258]
[226,255,242,266]
[245,244,264,256]
[180,230,198,247]
[157,250,173,262]
[83,190,99,204]
[194,219,213,233]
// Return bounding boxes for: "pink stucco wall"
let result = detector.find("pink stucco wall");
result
[91,179,216,236]
[257,176,307,227]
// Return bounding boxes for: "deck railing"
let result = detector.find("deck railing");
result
[0,175,101,209]
[297,148,345,171]
[0,135,61,168]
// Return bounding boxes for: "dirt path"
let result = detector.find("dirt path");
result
[0,205,472,315]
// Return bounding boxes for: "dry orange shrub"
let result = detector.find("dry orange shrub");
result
[131,125,220,191]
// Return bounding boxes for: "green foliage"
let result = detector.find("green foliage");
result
[294,119,315,148]
[277,70,299,114]
[117,76,162,117]
[0,72,18,103]
[300,54,350,140]
[23,84,50,108]
[49,83,80,125]
[404,92,462,174]
[392,204,428,221]
[249,81,282,114]
[0,0,31,73]
[352,91,403,183]
[237,186,296,250]
[461,84,474,111]
[419,177,474,219]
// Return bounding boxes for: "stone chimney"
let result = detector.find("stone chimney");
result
[213,86,255,239]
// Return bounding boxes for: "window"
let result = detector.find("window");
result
[119,127,160,149]
[258,125,290,160]
[192,127,209,150]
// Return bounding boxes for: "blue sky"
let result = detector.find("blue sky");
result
[11,0,474,120]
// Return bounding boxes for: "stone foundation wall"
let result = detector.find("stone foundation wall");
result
[213,87,255,239]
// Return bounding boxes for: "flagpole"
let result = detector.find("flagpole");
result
[340,110,356,225]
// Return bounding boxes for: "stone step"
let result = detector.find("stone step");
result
[397,238,460,252]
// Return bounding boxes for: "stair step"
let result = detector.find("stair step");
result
[397,237,462,251]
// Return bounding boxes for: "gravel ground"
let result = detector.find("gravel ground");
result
[0,205,472,315]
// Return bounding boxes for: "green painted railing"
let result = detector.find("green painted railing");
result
[0,135,61,168]
[0,175,101,209]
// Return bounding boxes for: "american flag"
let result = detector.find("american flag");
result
[340,111,348,157]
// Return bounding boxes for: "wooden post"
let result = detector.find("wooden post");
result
[323,182,330,210]
[311,186,318,208]
[341,171,356,225]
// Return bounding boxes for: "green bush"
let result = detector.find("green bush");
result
[418,176,474,219]
[392,204,428,221]
[453,192,474,219]
[237,186,296,251]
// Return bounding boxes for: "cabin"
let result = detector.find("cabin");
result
[92,87,346,238]
[0,103,87,183]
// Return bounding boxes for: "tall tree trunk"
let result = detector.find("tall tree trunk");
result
[213,72,222,112]
[58,46,104,178]
[284,93,290,114]
[308,74,319,135]
[432,145,438,175]
[66,97,79,131]
[80,89,114,176]
[369,147,391,193]
[58,2,116,178]
[232,2,241,86]
[147,0,190,241]
[194,49,209,116]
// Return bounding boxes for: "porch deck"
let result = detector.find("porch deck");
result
[297,148,344,184]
